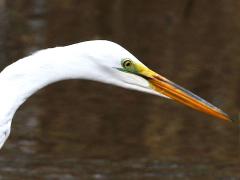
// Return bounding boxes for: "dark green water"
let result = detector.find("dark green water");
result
[0,1,239,179]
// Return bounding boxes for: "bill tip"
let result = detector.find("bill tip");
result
[230,113,240,123]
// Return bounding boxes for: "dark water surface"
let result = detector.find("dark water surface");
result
[0,1,240,179]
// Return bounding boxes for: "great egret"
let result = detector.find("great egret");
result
[0,40,230,149]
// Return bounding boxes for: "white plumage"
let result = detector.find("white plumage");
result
[0,40,230,149]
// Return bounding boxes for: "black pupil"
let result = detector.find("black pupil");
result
[125,61,131,67]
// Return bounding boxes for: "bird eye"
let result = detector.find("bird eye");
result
[121,58,138,73]
[122,59,132,68]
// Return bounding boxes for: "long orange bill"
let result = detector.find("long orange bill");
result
[148,73,231,121]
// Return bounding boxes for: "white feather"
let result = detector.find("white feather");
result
[0,40,165,149]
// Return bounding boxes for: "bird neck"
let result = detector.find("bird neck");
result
[0,45,96,123]
[0,40,127,148]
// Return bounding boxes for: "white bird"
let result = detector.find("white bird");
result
[0,40,230,149]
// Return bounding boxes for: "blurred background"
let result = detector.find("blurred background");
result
[0,0,239,179]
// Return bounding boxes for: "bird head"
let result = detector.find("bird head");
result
[81,40,230,121]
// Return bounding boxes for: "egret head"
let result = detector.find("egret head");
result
[0,40,231,151]
[86,40,230,121]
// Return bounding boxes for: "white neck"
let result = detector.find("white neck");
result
[0,47,88,120]
[0,41,116,147]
